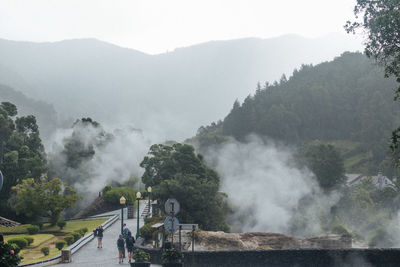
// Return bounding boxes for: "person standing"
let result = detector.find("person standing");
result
[122,223,131,258]
[95,225,104,248]
[117,234,125,264]
[125,232,135,263]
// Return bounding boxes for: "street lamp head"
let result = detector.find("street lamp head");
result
[147,186,152,193]
[136,191,142,199]
[120,196,126,205]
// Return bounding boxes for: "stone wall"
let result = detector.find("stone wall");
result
[135,245,400,267]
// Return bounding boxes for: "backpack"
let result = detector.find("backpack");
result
[93,229,97,237]
[126,236,134,248]
[123,227,131,238]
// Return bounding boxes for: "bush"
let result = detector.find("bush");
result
[55,240,66,250]
[41,246,49,256]
[133,249,150,263]
[103,186,136,205]
[64,234,74,245]
[162,248,183,263]
[23,236,34,246]
[75,229,85,236]
[81,227,88,234]
[102,185,112,194]
[27,225,40,235]
[57,220,66,230]
[10,243,20,254]
[332,224,351,236]
[140,223,157,241]
[7,237,28,249]
[71,232,82,242]
[32,222,43,230]
[0,242,22,267]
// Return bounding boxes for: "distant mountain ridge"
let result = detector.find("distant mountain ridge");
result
[0,34,362,140]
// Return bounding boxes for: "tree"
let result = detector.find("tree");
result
[303,143,346,191]
[11,176,79,225]
[0,102,46,218]
[345,1,400,165]
[140,143,229,231]
[345,0,400,96]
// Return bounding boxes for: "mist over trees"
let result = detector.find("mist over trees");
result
[140,143,230,231]
[0,35,361,139]
[194,52,399,175]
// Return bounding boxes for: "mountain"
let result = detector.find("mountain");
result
[193,52,399,174]
[0,34,362,140]
[0,84,58,141]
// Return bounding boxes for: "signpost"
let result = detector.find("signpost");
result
[164,198,180,245]
[164,216,179,233]
[164,198,180,215]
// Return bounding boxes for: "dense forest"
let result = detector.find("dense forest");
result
[194,52,400,175]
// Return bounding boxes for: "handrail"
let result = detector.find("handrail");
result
[19,214,118,267]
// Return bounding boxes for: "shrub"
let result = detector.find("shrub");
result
[7,237,28,249]
[23,236,34,246]
[41,246,50,256]
[32,222,43,230]
[140,223,157,241]
[55,240,66,250]
[103,186,136,205]
[27,225,40,235]
[64,234,74,245]
[133,249,150,263]
[71,232,82,242]
[81,227,88,234]
[332,224,351,237]
[57,220,66,230]
[162,248,183,263]
[102,185,112,194]
[75,229,85,236]
[0,242,22,267]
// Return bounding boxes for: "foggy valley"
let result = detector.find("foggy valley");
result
[1,1,400,266]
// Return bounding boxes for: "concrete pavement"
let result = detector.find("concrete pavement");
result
[60,201,161,267]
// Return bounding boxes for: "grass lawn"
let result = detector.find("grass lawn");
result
[2,217,109,265]
[41,218,108,234]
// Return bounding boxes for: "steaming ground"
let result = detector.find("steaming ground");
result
[46,128,400,243]
[205,135,340,236]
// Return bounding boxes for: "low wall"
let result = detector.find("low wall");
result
[136,246,400,267]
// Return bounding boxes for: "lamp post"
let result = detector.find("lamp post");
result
[120,196,126,235]
[147,186,152,215]
[136,191,142,239]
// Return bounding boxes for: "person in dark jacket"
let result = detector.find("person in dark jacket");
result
[125,232,135,263]
[117,234,125,264]
[95,225,104,248]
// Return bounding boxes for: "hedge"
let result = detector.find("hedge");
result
[71,232,82,242]
[23,236,34,246]
[27,225,40,235]
[41,246,49,256]
[7,237,28,249]
[64,234,74,245]
[55,240,66,250]
[103,186,136,205]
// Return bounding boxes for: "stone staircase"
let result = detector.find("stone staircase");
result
[141,200,152,218]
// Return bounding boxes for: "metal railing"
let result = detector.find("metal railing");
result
[19,214,118,267]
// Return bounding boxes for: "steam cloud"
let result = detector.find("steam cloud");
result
[205,135,340,236]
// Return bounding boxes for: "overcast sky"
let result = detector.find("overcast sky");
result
[0,0,359,54]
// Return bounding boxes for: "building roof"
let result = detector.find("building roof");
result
[0,216,20,227]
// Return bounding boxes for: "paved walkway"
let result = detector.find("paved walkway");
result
[60,201,161,267]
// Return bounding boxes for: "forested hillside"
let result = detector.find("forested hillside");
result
[0,35,361,139]
[195,52,400,174]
